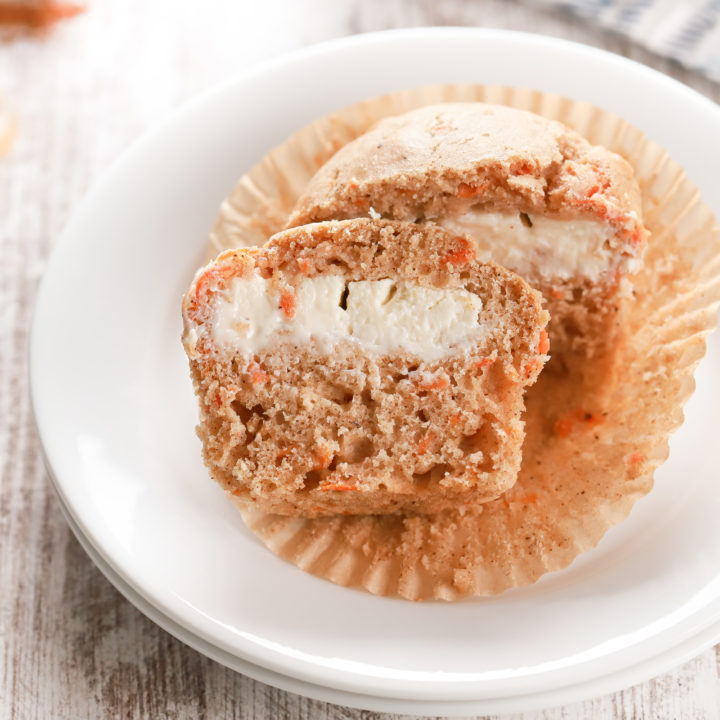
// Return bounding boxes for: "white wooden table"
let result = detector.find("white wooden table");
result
[2,1,719,718]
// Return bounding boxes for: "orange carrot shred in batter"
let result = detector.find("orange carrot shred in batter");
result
[473,357,494,370]
[313,448,333,470]
[419,375,449,391]
[416,434,433,454]
[538,330,550,355]
[457,182,484,198]
[442,237,475,266]
[247,361,268,385]
[321,483,360,492]
[630,228,644,246]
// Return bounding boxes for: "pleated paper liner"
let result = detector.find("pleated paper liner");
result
[209,85,720,600]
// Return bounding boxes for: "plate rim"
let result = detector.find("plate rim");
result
[29,26,720,704]
[52,470,720,715]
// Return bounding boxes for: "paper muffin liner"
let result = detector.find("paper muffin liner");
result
[210,85,720,601]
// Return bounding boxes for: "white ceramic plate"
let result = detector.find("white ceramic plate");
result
[30,28,720,714]
[51,480,720,716]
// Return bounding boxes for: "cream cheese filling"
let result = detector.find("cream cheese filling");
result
[438,211,616,282]
[212,274,486,360]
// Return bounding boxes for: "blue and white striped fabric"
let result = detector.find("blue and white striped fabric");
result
[533,0,720,81]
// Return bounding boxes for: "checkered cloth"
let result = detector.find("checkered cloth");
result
[534,0,720,81]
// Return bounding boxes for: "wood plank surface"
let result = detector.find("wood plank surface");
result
[1,1,719,718]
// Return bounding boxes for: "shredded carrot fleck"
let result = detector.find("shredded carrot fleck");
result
[247,361,268,385]
[442,237,475,266]
[523,359,539,379]
[321,483,360,492]
[214,390,223,406]
[193,261,236,305]
[551,288,564,299]
[231,489,242,496]
[280,290,296,319]
[538,329,550,355]
[276,446,297,460]
[512,161,533,175]
[312,448,333,470]
[457,182,484,198]
[194,269,215,303]
[419,375,449,391]
[630,228,644,246]
[473,357,494,370]
[416,433,433,455]
[298,258,312,275]
[628,452,645,465]
[449,413,462,426]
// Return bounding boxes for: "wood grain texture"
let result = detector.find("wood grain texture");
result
[1,1,719,718]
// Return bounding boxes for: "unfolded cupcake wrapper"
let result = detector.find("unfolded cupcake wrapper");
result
[210,85,720,601]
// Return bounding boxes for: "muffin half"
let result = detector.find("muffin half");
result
[183,219,548,517]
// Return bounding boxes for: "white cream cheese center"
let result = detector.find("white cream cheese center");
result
[213,275,485,360]
[439,211,615,282]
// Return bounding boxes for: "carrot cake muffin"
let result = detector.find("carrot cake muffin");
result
[182,219,549,517]
[287,103,648,360]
